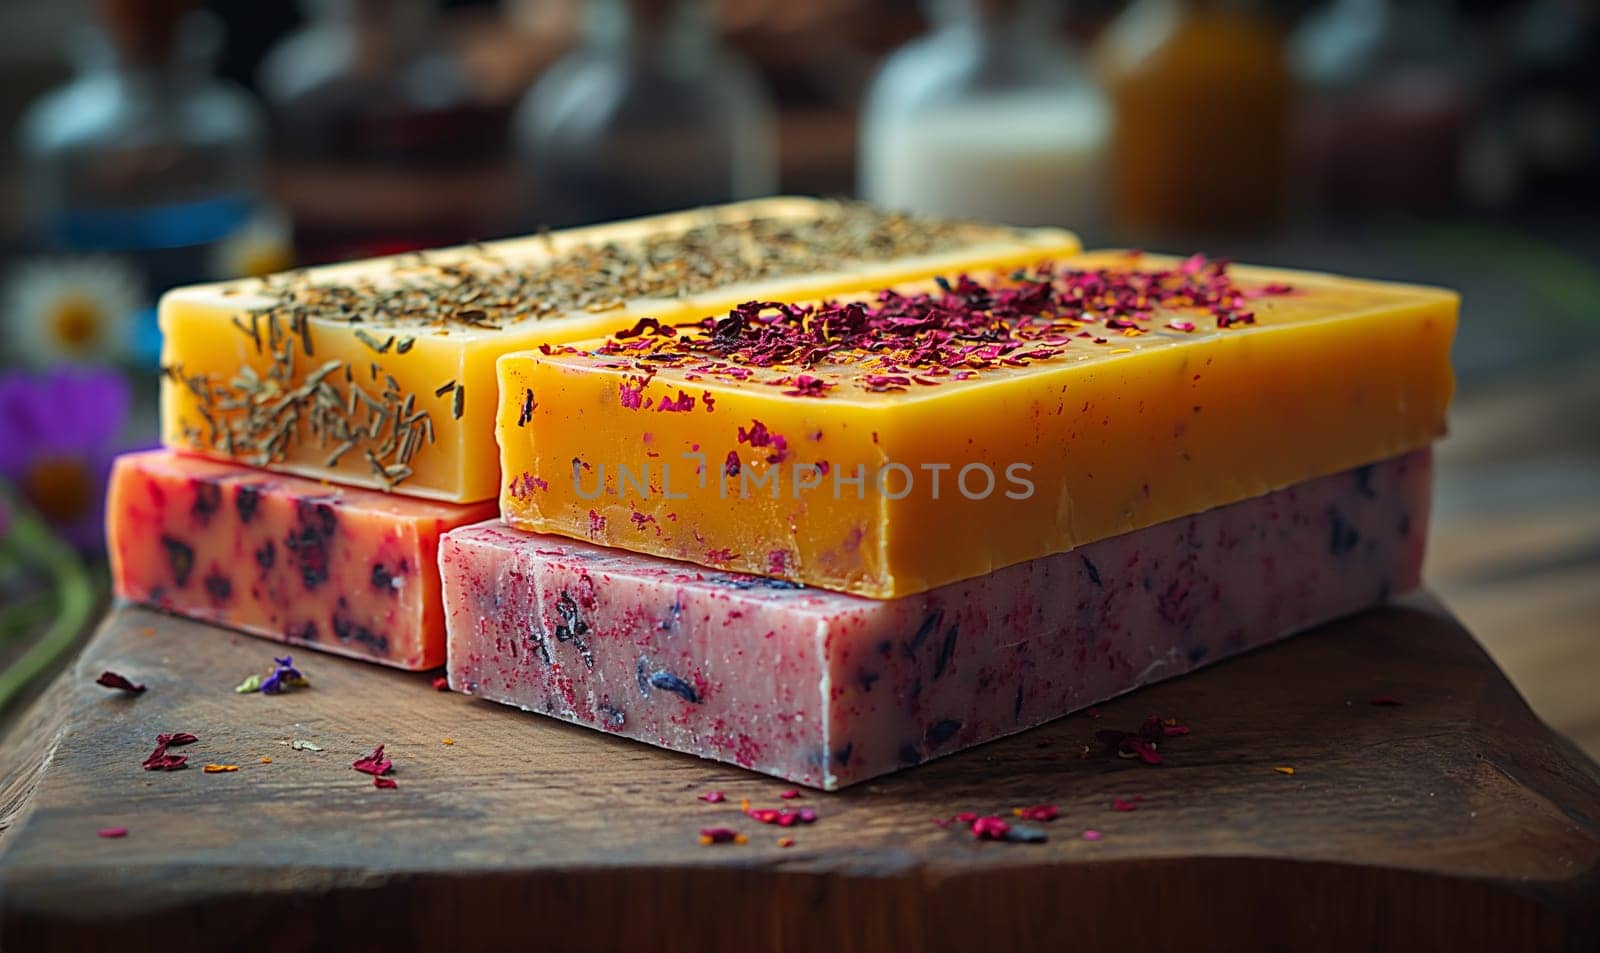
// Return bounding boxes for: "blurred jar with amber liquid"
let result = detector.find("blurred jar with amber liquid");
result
[1096,0,1292,239]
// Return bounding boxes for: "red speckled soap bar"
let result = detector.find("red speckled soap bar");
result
[108,450,495,669]
[444,450,1430,788]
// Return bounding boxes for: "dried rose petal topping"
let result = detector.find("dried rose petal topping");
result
[587,257,1291,397]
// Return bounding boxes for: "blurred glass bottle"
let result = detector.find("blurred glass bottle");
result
[1291,0,1470,213]
[259,0,511,261]
[1097,0,1291,238]
[513,0,778,228]
[858,0,1110,231]
[18,0,279,291]
[1480,0,1600,210]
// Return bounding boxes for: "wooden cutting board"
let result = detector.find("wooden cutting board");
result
[1,598,1596,952]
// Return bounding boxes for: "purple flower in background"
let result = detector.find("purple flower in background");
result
[0,368,130,552]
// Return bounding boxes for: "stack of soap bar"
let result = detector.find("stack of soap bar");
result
[108,450,495,669]
[499,252,1456,596]
[444,450,1431,789]
[160,198,1078,501]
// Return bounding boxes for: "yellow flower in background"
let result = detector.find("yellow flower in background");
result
[3,257,142,366]
[210,209,295,280]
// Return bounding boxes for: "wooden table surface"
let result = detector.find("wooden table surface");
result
[0,597,1595,952]
[1428,358,1600,758]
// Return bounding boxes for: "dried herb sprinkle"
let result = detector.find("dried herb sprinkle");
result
[173,204,1022,487]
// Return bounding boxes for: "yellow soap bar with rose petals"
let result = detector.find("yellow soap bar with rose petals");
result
[159,198,1080,502]
[497,251,1457,598]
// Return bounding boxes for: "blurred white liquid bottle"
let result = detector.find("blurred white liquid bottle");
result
[858,0,1108,232]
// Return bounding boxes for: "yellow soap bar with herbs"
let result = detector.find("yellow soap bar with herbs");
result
[498,251,1457,598]
[159,198,1080,502]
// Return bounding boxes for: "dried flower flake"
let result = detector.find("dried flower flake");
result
[698,828,746,846]
[970,816,1012,841]
[95,671,145,694]
[260,655,309,694]
[141,732,198,771]
[1013,804,1060,822]
[352,744,393,776]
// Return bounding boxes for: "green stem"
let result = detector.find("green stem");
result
[0,492,96,714]
[1399,222,1600,333]
[0,589,55,639]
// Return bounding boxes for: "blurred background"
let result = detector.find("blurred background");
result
[0,0,1594,750]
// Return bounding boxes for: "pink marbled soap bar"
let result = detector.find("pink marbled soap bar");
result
[109,450,496,669]
[443,451,1430,788]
